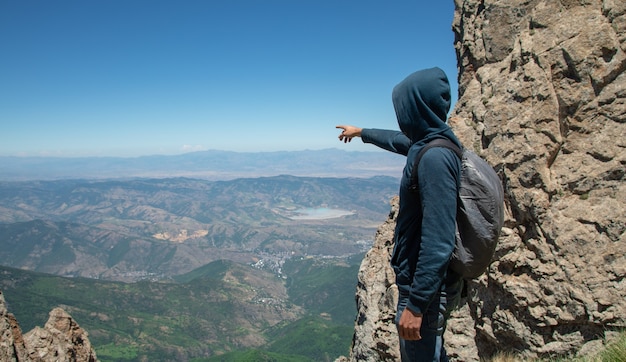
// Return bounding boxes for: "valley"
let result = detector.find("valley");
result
[0,174,399,361]
[0,175,398,281]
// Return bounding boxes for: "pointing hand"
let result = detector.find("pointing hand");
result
[336,125,362,143]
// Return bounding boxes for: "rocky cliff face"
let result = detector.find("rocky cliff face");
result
[342,0,625,361]
[0,291,98,362]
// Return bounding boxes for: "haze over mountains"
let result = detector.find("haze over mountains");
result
[0,148,406,181]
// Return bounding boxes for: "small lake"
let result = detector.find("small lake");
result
[289,207,355,220]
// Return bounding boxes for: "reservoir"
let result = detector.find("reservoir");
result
[289,207,355,220]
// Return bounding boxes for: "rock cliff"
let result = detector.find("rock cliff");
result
[0,290,98,362]
[341,0,625,360]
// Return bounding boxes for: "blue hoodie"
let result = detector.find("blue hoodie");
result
[361,67,462,315]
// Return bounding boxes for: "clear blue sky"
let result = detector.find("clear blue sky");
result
[0,1,458,157]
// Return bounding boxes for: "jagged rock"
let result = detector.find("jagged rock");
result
[24,308,98,362]
[348,197,400,361]
[0,290,29,362]
[341,0,625,361]
[0,290,98,362]
[451,0,625,359]
[1,291,19,362]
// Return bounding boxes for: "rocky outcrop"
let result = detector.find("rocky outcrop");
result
[452,0,625,359]
[341,0,625,361]
[0,291,29,362]
[347,198,400,361]
[0,290,98,362]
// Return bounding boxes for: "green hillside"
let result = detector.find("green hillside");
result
[0,254,362,362]
[283,254,362,324]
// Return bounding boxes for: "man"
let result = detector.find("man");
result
[336,67,463,361]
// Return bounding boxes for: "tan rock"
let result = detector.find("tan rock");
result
[0,290,20,362]
[24,308,98,362]
[347,197,400,361]
[0,290,98,362]
[451,0,625,358]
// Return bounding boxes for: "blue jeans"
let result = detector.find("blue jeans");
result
[395,278,463,362]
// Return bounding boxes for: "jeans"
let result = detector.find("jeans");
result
[395,278,463,362]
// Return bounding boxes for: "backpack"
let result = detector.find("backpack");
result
[411,138,505,279]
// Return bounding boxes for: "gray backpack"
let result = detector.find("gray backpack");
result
[412,138,505,279]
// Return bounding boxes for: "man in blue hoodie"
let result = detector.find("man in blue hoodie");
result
[337,67,463,361]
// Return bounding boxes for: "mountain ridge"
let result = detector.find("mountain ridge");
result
[0,148,405,181]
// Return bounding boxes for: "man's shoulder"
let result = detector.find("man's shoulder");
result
[408,142,459,164]
[408,143,462,184]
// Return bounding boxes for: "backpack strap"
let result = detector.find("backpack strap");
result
[408,138,463,192]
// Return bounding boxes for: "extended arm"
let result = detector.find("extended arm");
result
[336,125,411,156]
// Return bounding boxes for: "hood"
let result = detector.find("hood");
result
[392,67,457,145]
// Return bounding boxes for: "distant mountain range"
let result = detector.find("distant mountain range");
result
[0,148,406,181]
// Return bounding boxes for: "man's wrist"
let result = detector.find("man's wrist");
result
[405,303,423,316]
